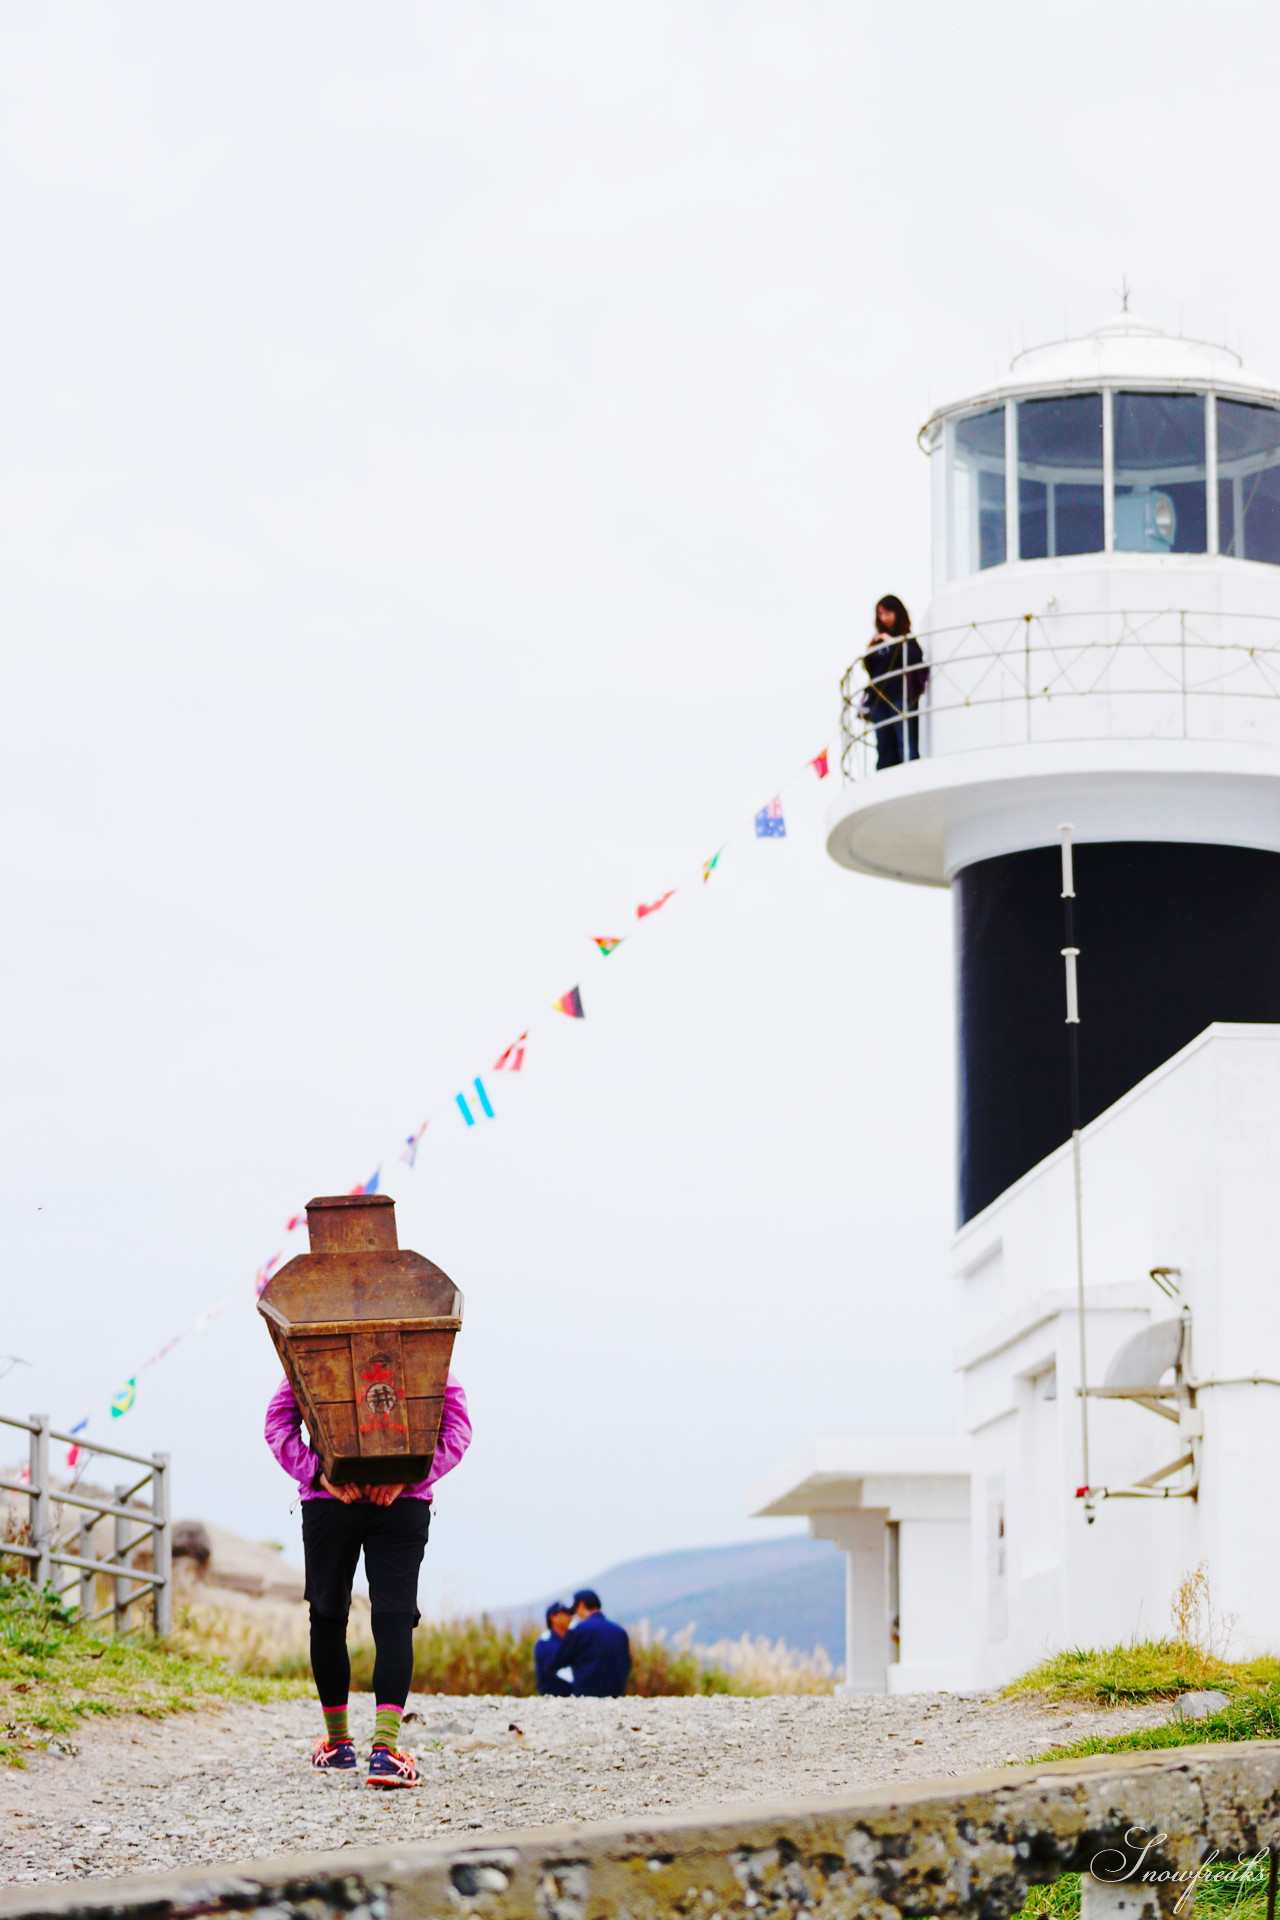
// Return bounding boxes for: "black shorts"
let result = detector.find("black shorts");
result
[302,1497,432,1622]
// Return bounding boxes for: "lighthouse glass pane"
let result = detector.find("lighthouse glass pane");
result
[1113,392,1206,553]
[1017,394,1104,559]
[948,406,1007,576]
[1216,398,1280,565]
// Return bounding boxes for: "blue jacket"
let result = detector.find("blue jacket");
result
[557,1610,631,1697]
[534,1630,573,1697]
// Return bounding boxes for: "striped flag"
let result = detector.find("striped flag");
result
[494,1035,527,1071]
[552,985,585,1019]
[457,1078,496,1126]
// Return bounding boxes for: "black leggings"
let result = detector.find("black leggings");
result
[301,1497,433,1709]
[310,1609,416,1709]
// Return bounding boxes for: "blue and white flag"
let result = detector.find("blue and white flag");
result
[754,797,786,838]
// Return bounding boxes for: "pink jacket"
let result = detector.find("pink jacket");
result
[264,1374,472,1502]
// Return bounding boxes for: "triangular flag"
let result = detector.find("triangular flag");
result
[552,985,585,1018]
[400,1122,429,1165]
[637,891,675,919]
[702,848,724,884]
[347,1168,380,1196]
[66,1416,89,1468]
[494,1035,527,1071]
[810,748,830,780]
[254,1252,282,1296]
[593,938,622,956]
[285,1210,307,1234]
[110,1379,137,1420]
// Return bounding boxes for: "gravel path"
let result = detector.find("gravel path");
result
[0,1690,1168,1887]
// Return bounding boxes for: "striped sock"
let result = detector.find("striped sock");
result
[322,1703,350,1746]
[373,1704,403,1752]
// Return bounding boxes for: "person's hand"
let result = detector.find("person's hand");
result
[366,1482,406,1508]
[320,1473,362,1504]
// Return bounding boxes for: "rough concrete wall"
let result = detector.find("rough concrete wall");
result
[3,1742,1279,1920]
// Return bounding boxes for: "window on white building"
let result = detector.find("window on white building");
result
[948,405,1007,577]
[1017,394,1104,559]
[1113,392,1207,554]
[1217,398,1280,565]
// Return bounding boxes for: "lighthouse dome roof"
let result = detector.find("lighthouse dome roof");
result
[924,310,1280,440]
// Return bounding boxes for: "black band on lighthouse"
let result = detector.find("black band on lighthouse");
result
[954,840,1280,1224]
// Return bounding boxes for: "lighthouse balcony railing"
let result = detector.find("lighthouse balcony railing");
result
[841,607,1280,780]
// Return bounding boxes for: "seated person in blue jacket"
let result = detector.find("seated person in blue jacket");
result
[556,1589,631,1697]
[534,1601,574,1696]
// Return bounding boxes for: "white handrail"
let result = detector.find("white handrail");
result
[842,606,1280,780]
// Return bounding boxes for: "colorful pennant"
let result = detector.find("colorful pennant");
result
[110,1379,137,1420]
[254,1252,282,1296]
[494,1035,528,1071]
[810,748,830,780]
[65,1417,89,1469]
[754,798,786,838]
[593,938,622,956]
[702,848,723,884]
[552,985,585,1019]
[457,1078,496,1126]
[285,1210,307,1233]
[637,891,675,919]
[400,1122,429,1166]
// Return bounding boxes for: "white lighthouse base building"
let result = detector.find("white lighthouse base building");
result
[753,1021,1280,1690]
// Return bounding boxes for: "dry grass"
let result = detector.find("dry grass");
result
[173,1600,839,1696]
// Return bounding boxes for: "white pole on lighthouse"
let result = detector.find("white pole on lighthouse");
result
[1060,823,1093,1522]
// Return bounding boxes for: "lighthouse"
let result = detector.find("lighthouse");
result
[752,310,1280,1690]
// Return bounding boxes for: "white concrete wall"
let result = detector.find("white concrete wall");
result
[889,1518,973,1693]
[956,1023,1280,1685]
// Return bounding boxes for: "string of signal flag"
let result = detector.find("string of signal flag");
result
[74,745,830,1457]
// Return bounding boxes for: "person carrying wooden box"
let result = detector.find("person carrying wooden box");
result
[260,1193,471,1788]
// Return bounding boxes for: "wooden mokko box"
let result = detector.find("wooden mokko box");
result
[257,1193,463,1487]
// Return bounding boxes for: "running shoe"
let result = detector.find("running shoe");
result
[367,1745,418,1788]
[311,1736,357,1772]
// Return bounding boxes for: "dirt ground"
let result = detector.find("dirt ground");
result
[0,1688,1169,1887]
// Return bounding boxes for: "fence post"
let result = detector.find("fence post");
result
[78,1514,94,1621]
[151,1452,172,1637]
[113,1484,132,1635]
[28,1414,50,1590]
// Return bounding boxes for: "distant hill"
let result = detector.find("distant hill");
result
[514,1536,844,1659]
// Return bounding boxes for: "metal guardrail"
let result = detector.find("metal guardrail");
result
[0,1411,171,1636]
[841,606,1280,781]
[0,1739,1277,1920]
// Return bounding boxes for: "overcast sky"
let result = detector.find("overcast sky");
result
[4,2,1277,1616]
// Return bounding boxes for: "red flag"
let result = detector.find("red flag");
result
[285,1211,306,1233]
[637,891,675,919]
[494,1034,527,1071]
[810,748,830,780]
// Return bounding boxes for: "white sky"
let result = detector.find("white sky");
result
[3,1,1276,1614]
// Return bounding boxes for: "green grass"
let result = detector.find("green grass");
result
[1004,1639,1280,1918]
[1016,1860,1274,1920]
[0,1575,309,1767]
[1006,1639,1280,1705]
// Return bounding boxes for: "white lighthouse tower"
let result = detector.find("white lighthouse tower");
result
[753,310,1280,1690]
